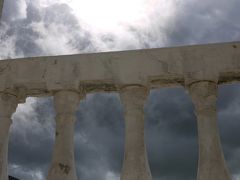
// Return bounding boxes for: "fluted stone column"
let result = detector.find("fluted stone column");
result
[189,81,231,180]
[47,91,80,180]
[0,93,18,180]
[120,86,152,180]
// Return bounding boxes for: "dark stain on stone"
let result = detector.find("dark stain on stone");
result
[233,45,237,48]
[55,131,59,137]
[58,163,71,174]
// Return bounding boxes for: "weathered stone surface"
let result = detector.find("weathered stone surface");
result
[189,81,231,180]
[0,42,239,96]
[120,86,152,180]
[0,93,18,180]
[47,91,80,180]
[0,0,3,19]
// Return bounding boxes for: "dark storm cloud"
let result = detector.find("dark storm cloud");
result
[217,84,240,177]
[165,0,240,46]
[145,88,198,180]
[9,97,55,180]
[74,93,124,180]
[126,0,240,48]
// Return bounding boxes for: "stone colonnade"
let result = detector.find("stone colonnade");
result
[0,81,232,180]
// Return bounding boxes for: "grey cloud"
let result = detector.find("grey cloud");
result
[217,84,240,176]
[165,0,240,46]
[145,88,198,180]
[125,0,240,48]
[0,1,94,59]
[8,97,55,179]
[1,0,26,22]
[74,93,124,180]
[1,0,240,59]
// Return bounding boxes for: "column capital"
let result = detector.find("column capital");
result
[54,90,82,116]
[188,81,217,114]
[120,85,149,110]
[0,93,18,119]
[0,85,28,105]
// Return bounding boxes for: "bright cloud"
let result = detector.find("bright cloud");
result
[37,0,176,31]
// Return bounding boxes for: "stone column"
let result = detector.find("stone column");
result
[189,81,231,180]
[120,86,152,180]
[47,91,80,180]
[0,0,4,19]
[0,93,18,180]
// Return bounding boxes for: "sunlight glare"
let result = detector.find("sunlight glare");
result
[39,0,176,33]
[67,0,147,30]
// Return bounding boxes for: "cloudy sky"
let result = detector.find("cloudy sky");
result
[1,0,240,180]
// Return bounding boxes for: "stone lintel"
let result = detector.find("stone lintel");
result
[0,41,239,96]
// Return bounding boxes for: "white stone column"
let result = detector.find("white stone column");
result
[47,91,80,180]
[189,81,231,180]
[120,86,152,180]
[0,93,18,180]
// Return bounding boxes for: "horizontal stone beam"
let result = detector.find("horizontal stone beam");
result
[0,41,239,96]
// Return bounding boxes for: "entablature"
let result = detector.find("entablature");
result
[0,41,239,97]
